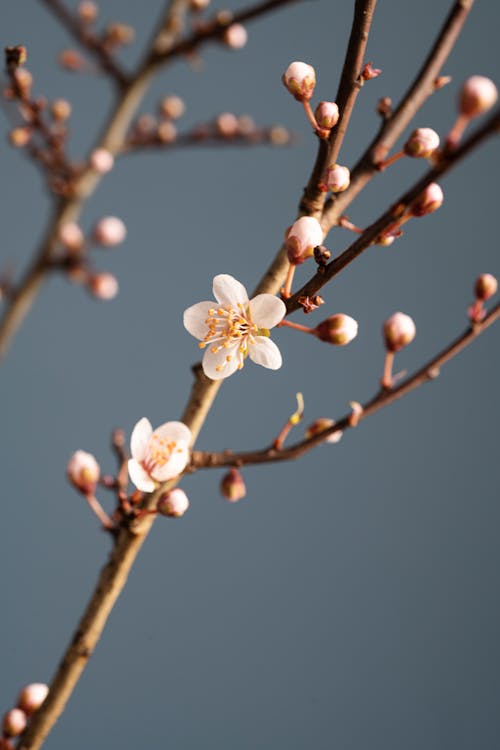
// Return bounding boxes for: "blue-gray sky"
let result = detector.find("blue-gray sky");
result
[1,1,499,748]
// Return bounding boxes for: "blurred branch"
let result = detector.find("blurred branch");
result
[190,300,500,468]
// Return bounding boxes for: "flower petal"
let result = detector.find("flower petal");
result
[130,417,152,462]
[128,458,156,492]
[249,336,282,370]
[213,274,249,308]
[249,294,286,329]
[202,342,241,379]
[183,301,215,340]
[154,421,192,446]
[150,444,190,481]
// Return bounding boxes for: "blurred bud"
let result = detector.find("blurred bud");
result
[90,148,114,174]
[88,272,119,300]
[305,417,343,444]
[282,61,316,102]
[51,98,71,120]
[157,488,190,517]
[285,216,323,265]
[314,101,339,130]
[220,467,246,502]
[316,314,358,345]
[215,112,239,137]
[93,216,127,246]
[159,95,185,120]
[17,683,49,715]
[5,45,27,69]
[459,75,498,118]
[377,226,402,247]
[237,115,255,136]
[383,312,416,352]
[58,222,84,251]
[13,67,33,95]
[269,125,291,145]
[409,182,443,217]
[475,273,498,301]
[9,126,31,147]
[103,23,135,47]
[2,709,27,738]
[191,0,210,8]
[223,23,247,49]
[404,127,440,158]
[321,163,350,193]
[434,75,452,91]
[0,738,15,750]
[58,49,86,71]
[78,1,98,23]
[376,96,392,118]
[67,450,100,493]
[157,121,177,143]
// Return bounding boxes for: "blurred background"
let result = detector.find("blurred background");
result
[1,1,499,748]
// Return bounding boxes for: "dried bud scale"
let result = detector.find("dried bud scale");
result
[220,468,246,502]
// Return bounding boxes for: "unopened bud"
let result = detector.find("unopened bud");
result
[321,163,350,193]
[315,314,358,345]
[305,418,342,444]
[88,272,119,300]
[157,488,190,517]
[459,75,497,118]
[58,222,84,251]
[159,95,185,120]
[475,273,497,301]
[78,1,98,23]
[51,98,72,120]
[314,101,339,130]
[383,312,416,352]
[9,126,31,147]
[220,467,246,502]
[93,216,127,246]
[67,450,100,493]
[90,148,114,174]
[13,67,32,94]
[2,709,27,738]
[157,121,177,143]
[285,216,323,265]
[223,23,247,49]
[409,182,443,217]
[269,125,291,145]
[103,23,135,46]
[17,683,49,715]
[282,61,316,102]
[404,127,440,158]
[58,49,86,71]
[215,112,239,137]
[237,115,255,136]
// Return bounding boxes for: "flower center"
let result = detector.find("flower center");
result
[198,304,258,373]
[143,433,178,476]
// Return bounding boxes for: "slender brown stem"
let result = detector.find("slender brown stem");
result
[85,494,115,531]
[190,301,500,470]
[381,350,395,389]
[278,319,315,334]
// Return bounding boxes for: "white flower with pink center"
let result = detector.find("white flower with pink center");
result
[128,418,192,492]
[183,274,286,379]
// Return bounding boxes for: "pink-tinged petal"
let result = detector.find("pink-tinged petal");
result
[154,421,192,446]
[212,274,249,308]
[183,301,215,340]
[249,294,286,329]
[202,343,241,380]
[249,337,282,370]
[150,444,190,481]
[130,417,152,462]
[128,459,156,492]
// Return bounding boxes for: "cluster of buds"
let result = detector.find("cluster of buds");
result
[282,61,340,140]
[381,312,416,389]
[468,273,498,324]
[1,683,49,746]
[57,217,125,300]
[446,75,498,151]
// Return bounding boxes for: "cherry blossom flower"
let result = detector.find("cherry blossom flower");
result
[128,418,192,492]
[183,274,286,379]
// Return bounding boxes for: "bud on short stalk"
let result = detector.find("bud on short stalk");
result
[409,183,443,217]
[404,127,440,158]
[220,468,246,502]
[320,164,350,193]
[314,101,339,130]
[459,76,498,118]
[285,216,323,265]
[475,273,497,301]
[315,314,358,345]
[157,488,190,517]
[383,312,416,352]
[282,61,316,102]
[67,450,101,494]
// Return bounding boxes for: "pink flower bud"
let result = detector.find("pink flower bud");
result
[13,68,32,94]
[90,148,114,174]
[215,112,239,137]
[2,709,27,738]
[17,683,49,715]
[58,49,86,71]
[58,222,84,251]
[157,121,177,143]
[314,101,339,129]
[220,468,246,502]
[322,163,350,193]
[51,99,72,121]
[67,450,100,493]
[409,182,443,217]
[9,127,32,147]
[475,273,498,301]
[159,95,185,120]
[78,1,98,23]
[282,61,316,102]
[404,127,440,158]
[285,216,323,265]
[305,417,343,444]
[223,23,247,49]
[93,216,127,246]
[88,272,119,300]
[383,312,416,352]
[315,314,358,345]
[269,125,291,145]
[157,488,190,517]
[459,75,498,118]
